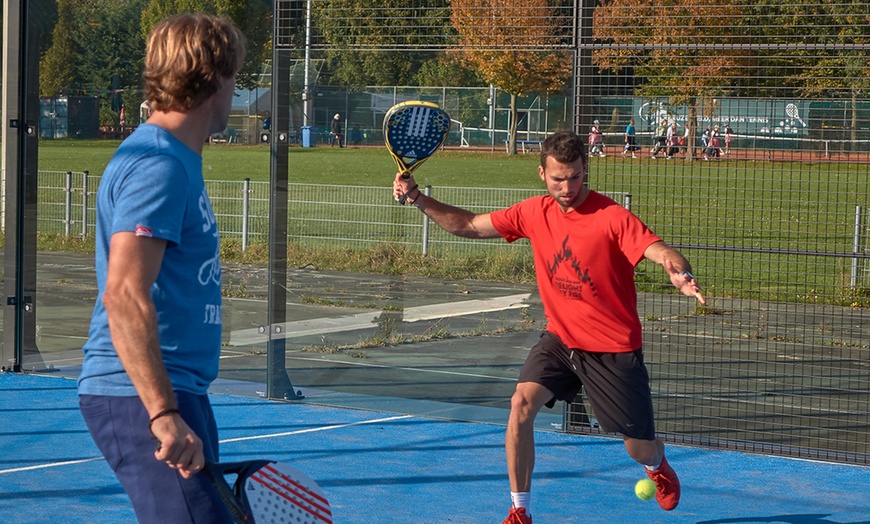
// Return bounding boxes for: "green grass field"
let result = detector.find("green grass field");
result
[36,139,870,306]
[38,139,544,187]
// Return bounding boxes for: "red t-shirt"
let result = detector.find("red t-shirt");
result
[490,191,661,352]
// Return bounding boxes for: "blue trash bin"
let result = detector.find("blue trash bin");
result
[301,126,315,148]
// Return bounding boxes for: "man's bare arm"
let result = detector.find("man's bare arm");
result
[643,241,706,305]
[394,173,502,239]
[103,232,204,477]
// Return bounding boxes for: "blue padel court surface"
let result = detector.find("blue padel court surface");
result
[2,372,869,524]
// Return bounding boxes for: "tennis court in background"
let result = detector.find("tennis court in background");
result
[2,372,870,524]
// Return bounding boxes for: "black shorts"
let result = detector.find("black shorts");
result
[518,331,656,440]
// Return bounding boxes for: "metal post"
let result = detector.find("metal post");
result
[81,171,89,237]
[2,0,42,372]
[421,186,431,256]
[241,178,251,251]
[64,171,72,236]
[624,193,632,212]
[489,84,495,151]
[302,0,312,128]
[573,0,596,134]
[268,2,304,400]
[852,205,863,289]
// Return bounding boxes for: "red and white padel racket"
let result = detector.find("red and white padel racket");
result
[204,460,332,524]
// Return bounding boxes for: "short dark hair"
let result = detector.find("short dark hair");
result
[540,131,587,169]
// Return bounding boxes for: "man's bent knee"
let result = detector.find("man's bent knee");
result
[509,382,553,423]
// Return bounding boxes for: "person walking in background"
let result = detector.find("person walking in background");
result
[77,14,245,523]
[331,113,343,148]
[705,125,722,160]
[589,119,606,157]
[701,125,712,151]
[666,122,679,159]
[650,118,668,158]
[393,131,705,524]
[681,124,690,155]
[622,117,637,158]
[724,124,733,155]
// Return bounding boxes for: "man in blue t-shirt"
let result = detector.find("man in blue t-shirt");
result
[78,14,245,523]
[622,118,637,158]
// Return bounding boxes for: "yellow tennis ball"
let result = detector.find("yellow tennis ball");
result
[635,478,656,501]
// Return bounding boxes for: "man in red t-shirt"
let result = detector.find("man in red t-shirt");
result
[393,131,705,523]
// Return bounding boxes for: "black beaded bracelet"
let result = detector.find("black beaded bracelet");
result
[148,408,180,433]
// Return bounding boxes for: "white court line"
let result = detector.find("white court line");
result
[286,354,518,382]
[0,415,413,475]
[219,414,413,444]
[228,293,531,346]
[0,457,104,475]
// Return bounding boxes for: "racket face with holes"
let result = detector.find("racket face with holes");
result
[245,462,332,524]
[383,100,451,176]
[205,460,332,524]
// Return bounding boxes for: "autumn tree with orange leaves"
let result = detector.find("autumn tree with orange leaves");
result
[593,0,749,158]
[451,0,572,155]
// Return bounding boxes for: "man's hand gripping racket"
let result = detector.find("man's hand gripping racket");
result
[203,460,333,524]
[383,101,451,204]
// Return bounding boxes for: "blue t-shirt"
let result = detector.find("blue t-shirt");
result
[625,123,636,137]
[78,124,222,396]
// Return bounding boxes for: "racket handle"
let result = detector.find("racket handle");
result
[396,171,412,204]
[202,462,249,524]
[203,460,270,524]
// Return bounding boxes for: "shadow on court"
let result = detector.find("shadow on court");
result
[2,373,870,524]
[698,516,870,524]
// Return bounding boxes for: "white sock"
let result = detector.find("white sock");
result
[510,491,530,512]
[644,461,662,471]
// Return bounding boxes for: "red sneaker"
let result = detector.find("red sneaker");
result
[502,507,532,524]
[646,455,681,511]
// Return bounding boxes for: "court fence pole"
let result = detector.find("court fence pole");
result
[64,172,72,237]
[81,171,89,238]
[421,185,432,255]
[241,177,251,251]
[423,185,432,256]
[852,205,863,289]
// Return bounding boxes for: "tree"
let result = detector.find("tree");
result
[413,54,484,88]
[141,0,272,89]
[314,0,454,87]
[76,0,148,90]
[755,2,870,146]
[450,0,572,155]
[39,0,77,97]
[592,0,749,159]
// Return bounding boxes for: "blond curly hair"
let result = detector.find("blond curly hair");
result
[144,14,246,112]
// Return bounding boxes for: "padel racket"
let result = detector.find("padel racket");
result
[203,460,332,524]
[383,100,451,204]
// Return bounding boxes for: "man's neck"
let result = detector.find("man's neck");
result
[145,108,209,155]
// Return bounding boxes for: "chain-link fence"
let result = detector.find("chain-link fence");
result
[266,0,870,464]
[29,0,870,465]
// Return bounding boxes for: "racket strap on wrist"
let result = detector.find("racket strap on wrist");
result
[405,184,420,204]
